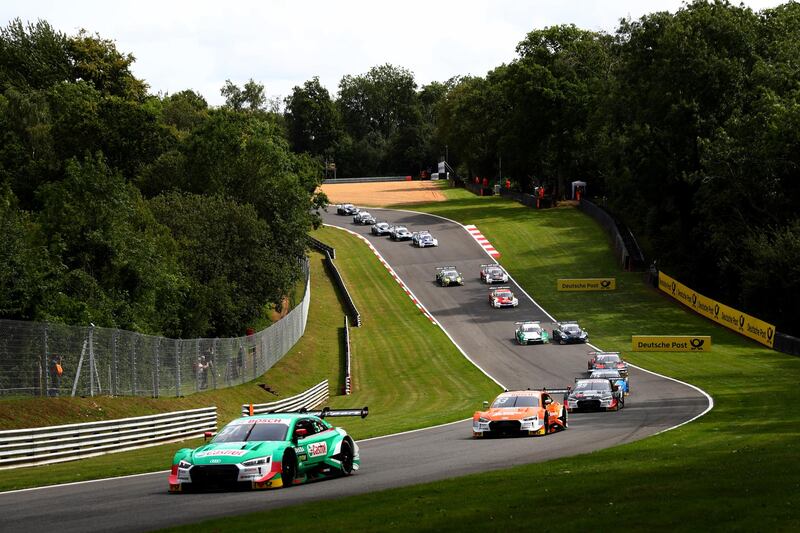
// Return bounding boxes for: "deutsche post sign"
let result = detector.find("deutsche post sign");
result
[658,272,775,348]
[632,335,711,352]
[556,278,616,291]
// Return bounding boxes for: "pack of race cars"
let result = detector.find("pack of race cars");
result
[310,204,630,446]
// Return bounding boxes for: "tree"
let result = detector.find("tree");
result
[36,154,185,333]
[284,76,341,155]
[221,78,267,111]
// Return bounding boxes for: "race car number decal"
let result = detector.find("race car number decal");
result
[306,442,328,458]
[195,450,248,457]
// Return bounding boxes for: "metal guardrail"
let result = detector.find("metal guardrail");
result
[322,176,411,184]
[344,315,352,395]
[323,250,362,327]
[241,379,329,416]
[309,235,335,259]
[0,406,217,469]
[579,198,646,271]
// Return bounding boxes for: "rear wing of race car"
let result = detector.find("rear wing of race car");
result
[480,263,501,268]
[587,351,621,357]
[436,266,457,271]
[515,321,541,325]
[301,406,369,419]
[557,320,580,326]
[491,286,512,291]
[531,386,572,402]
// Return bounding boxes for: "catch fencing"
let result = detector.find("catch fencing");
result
[0,260,311,398]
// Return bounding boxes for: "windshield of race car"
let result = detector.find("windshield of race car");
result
[213,420,289,442]
[574,381,613,392]
[562,324,581,333]
[491,395,539,408]
[443,269,458,277]
[597,354,622,364]
[495,291,513,298]
[487,267,503,276]
[520,324,541,333]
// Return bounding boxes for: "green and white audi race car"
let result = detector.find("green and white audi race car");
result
[168,407,367,492]
[515,321,549,345]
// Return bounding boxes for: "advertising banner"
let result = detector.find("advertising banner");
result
[631,335,711,352]
[557,278,616,291]
[658,272,775,348]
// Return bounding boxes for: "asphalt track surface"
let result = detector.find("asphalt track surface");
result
[0,208,710,532]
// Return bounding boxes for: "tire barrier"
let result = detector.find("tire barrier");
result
[774,333,800,357]
[0,407,217,469]
[241,379,328,416]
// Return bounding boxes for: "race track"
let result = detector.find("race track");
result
[0,208,710,533]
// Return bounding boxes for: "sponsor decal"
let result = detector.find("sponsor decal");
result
[631,335,711,352]
[657,272,775,348]
[195,449,248,457]
[233,418,289,425]
[307,442,328,458]
[557,278,616,291]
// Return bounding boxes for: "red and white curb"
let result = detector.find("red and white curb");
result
[464,224,500,258]
[323,225,439,326]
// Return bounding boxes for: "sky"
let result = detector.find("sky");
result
[1,0,787,106]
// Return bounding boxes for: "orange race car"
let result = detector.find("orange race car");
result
[472,389,569,438]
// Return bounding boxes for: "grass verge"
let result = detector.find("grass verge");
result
[172,187,800,531]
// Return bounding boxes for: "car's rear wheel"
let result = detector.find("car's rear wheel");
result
[560,406,568,428]
[339,439,355,475]
[281,449,297,488]
[543,412,550,435]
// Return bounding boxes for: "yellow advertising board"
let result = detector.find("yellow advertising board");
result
[658,272,775,348]
[632,335,711,352]
[556,278,616,291]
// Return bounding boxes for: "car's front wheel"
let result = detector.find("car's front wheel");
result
[281,449,297,488]
[560,406,568,428]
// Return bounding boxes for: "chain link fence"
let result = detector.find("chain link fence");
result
[0,260,310,398]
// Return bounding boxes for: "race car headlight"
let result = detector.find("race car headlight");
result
[478,417,489,423]
[243,457,270,467]
[522,416,538,422]
[178,460,192,469]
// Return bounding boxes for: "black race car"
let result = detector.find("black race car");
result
[337,204,358,216]
[552,321,589,344]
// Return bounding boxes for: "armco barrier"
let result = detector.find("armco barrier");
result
[309,235,335,259]
[0,406,217,469]
[579,198,646,271]
[242,379,328,415]
[322,176,411,184]
[344,315,352,395]
[323,250,362,327]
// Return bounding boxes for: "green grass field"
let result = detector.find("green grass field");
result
[174,187,800,531]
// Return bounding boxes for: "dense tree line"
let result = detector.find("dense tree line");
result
[284,1,799,334]
[3,1,798,337]
[0,19,323,337]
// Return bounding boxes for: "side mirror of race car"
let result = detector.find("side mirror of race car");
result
[294,428,309,441]
[483,401,489,409]
[203,431,214,442]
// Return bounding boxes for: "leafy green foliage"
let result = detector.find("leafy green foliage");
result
[0,19,320,338]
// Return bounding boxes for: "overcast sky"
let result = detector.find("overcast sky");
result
[1,0,787,106]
